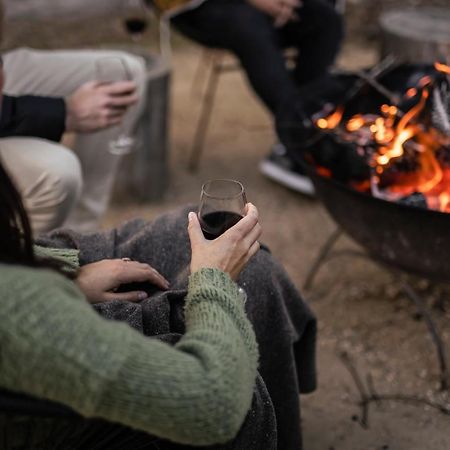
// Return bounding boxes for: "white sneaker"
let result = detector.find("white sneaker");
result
[259,143,315,196]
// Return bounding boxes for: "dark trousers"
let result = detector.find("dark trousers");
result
[172,0,344,116]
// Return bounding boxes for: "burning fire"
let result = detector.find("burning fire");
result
[314,63,450,212]
[435,62,450,75]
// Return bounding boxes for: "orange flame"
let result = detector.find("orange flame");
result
[375,85,429,167]
[435,62,450,75]
[313,65,450,212]
[406,88,417,98]
[439,192,450,211]
[346,116,365,132]
[316,106,344,130]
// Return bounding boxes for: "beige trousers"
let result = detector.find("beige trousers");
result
[0,47,147,234]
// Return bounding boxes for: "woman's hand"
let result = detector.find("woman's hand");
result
[247,0,301,27]
[76,259,169,303]
[188,203,262,280]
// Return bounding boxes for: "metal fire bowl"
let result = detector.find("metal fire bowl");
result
[304,163,450,283]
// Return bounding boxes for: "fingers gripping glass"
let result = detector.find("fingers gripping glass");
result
[95,56,135,156]
[199,179,247,240]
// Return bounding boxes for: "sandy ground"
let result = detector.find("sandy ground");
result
[4,3,450,448]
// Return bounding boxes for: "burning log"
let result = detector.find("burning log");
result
[311,62,450,214]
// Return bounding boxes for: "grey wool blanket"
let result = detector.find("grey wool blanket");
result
[38,205,317,450]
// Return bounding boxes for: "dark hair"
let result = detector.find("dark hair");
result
[0,157,36,266]
[0,157,74,276]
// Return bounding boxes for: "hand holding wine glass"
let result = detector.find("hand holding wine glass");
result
[190,179,261,279]
[189,202,262,281]
[95,56,137,155]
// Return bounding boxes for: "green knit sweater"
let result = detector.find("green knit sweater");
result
[0,249,258,446]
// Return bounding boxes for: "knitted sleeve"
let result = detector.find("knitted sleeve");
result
[0,266,258,446]
[33,245,80,275]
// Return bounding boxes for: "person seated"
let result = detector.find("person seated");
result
[37,207,318,450]
[0,0,147,234]
[149,0,344,195]
[0,154,275,449]
[1,149,317,448]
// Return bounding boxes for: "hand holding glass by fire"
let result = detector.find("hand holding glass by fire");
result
[95,57,135,156]
[199,179,247,240]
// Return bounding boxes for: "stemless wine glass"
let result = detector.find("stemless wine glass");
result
[123,0,149,43]
[199,179,247,240]
[95,56,135,156]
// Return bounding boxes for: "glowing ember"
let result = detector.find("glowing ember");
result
[346,116,365,131]
[406,88,417,98]
[314,64,450,213]
[316,106,344,129]
[435,62,450,75]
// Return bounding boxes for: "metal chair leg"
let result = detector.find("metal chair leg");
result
[188,52,224,172]
[190,48,215,98]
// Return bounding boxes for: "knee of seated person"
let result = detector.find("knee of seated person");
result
[228,8,274,43]
[35,147,82,231]
[240,246,276,279]
[49,148,82,201]
[326,10,344,39]
[114,52,147,93]
[109,52,148,119]
[314,2,344,37]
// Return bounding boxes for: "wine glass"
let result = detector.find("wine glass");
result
[198,179,247,240]
[95,56,135,156]
[123,0,149,43]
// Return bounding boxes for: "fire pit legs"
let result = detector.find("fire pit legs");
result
[303,227,343,290]
[400,281,449,391]
[303,228,450,391]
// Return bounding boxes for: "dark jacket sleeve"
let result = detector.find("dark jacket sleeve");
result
[0,94,66,142]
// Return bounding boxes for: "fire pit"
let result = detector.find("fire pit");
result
[302,60,450,281]
[304,164,450,282]
[301,60,450,389]
[310,61,450,212]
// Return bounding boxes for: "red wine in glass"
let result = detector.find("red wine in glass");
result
[123,0,148,42]
[199,179,246,240]
[200,211,243,240]
[124,18,148,40]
